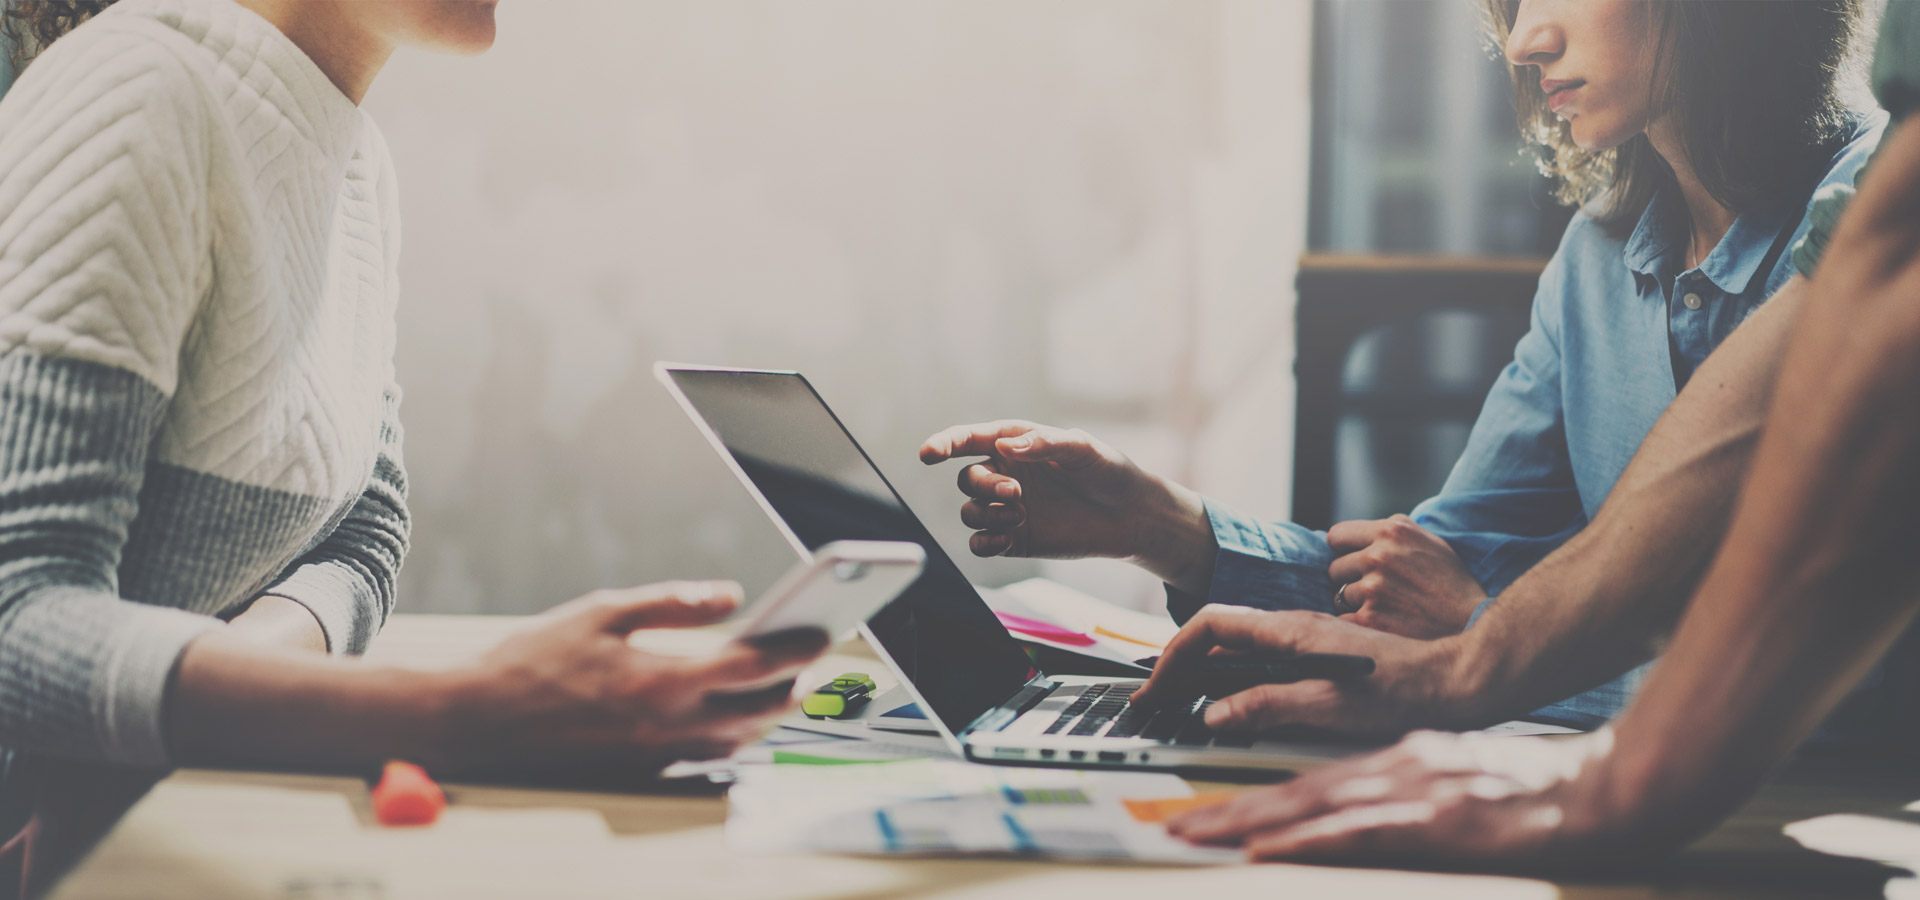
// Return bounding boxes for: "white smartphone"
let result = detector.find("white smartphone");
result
[735,540,926,642]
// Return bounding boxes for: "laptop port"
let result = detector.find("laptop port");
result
[1097,751,1126,763]
[992,748,1025,759]
[1068,750,1086,760]
[1038,749,1055,759]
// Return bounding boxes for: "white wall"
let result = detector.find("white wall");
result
[363,0,1311,615]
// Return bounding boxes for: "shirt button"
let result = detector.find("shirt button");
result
[1683,292,1704,310]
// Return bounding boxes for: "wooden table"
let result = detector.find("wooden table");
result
[46,615,1920,899]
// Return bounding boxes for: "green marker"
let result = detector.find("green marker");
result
[802,672,876,718]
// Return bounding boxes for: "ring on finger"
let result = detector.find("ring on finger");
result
[1333,583,1360,615]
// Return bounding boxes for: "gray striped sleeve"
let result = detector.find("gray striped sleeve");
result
[0,351,218,766]
[262,385,410,655]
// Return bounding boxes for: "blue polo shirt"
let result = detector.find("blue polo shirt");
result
[1175,114,1885,728]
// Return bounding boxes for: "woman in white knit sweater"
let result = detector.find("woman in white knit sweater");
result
[0,0,828,845]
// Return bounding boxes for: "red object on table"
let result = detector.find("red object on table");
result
[371,760,445,827]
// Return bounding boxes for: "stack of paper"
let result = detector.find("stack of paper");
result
[726,758,1237,864]
[981,578,1179,670]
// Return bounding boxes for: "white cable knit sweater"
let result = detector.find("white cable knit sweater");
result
[0,0,409,766]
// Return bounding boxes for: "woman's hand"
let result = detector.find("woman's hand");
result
[1167,729,1638,864]
[918,420,1216,592]
[1133,604,1483,737]
[427,581,830,775]
[170,580,831,777]
[1327,515,1486,639]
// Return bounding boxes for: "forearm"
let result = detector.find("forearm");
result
[167,629,452,772]
[226,595,328,654]
[1599,137,1920,842]
[1451,285,1805,719]
[1131,478,1218,596]
[1599,350,1920,845]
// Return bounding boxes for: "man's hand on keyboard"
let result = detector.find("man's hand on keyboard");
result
[1134,605,1482,737]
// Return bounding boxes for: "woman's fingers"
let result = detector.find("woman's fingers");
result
[1326,548,1380,586]
[693,680,803,737]
[687,629,830,690]
[1326,518,1391,553]
[578,581,743,634]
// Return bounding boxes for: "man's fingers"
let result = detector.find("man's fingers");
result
[970,531,1015,557]
[960,499,1024,531]
[919,420,1044,463]
[586,581,743,633]
[993,426,1102,469]
[1168,779,1347,846]
[1138,606,1314,704]
[1327,518,1391,552]
[958,463,1022,501]
[1204,680,1337,732]
[1242,802,1436,862]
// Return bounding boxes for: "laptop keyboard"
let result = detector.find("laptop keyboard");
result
[1037,683,1256,749]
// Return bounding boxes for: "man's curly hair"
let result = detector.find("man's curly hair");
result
[4,0,117,71]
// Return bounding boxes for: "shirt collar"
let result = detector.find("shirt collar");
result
[1620,186,1793,296]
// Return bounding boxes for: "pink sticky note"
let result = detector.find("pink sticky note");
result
[995,611,1097,646]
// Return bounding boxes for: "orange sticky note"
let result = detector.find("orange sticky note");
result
[372,760,445,827]
[1122,791,1239,824]
[1093,625,1163,649]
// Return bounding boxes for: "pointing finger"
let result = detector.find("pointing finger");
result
[994,426,1102,469]
[919,420,1044,463]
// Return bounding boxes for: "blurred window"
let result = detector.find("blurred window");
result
[1304,0,1572,522]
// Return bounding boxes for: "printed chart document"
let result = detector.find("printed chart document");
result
[727,759,1239,864]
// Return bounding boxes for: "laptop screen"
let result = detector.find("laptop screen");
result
[661,367,1036,735]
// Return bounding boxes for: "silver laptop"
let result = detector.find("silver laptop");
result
[657,363,1384,774]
